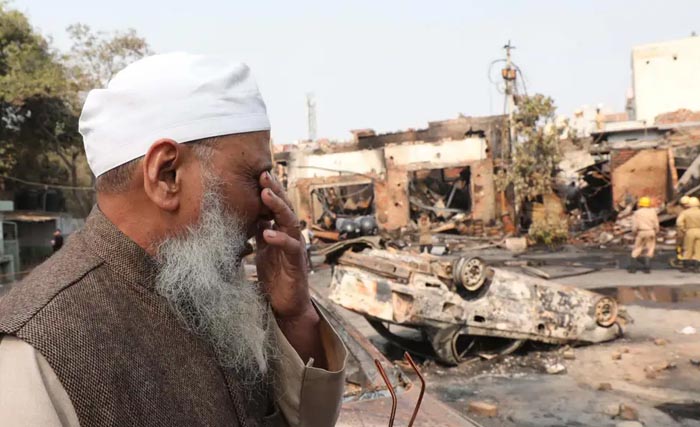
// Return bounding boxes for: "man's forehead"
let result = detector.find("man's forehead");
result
[213,131,268,150]
[217,131,272,169]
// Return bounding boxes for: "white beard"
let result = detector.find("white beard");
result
[155,186,274,382]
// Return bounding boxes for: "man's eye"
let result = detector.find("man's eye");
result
[253,177,264,192]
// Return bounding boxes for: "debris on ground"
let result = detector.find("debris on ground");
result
[612,351,622,360]
[598,231,615,245]
[604,403,621,417]
[647,361,677,378]
[645,361,677,375]
[545,363,567,375]
[597,382,613,391]
[618,403,639,421]
[467,400,499,418]
[561,348,576,360]
[678,326,697,335]
[504,237,528,253]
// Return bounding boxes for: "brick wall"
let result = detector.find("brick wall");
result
[611,149,669,207]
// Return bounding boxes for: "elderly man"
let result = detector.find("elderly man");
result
[0,53,346,426]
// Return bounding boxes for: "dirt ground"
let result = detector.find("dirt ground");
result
[309,265,700,427]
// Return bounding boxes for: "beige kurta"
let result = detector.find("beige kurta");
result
[0,313,347,427]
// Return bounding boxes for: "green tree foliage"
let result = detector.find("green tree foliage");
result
[65,23,151,94]
[57,24,151,215]
[495,94,570,244]
[0,3,67,174]
[528,208,569,247]
[504,94,567,205]
[0,4,150,216]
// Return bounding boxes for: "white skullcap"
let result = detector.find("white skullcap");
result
[79,52,270,177]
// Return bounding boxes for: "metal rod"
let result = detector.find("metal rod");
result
[374,359,397,427]
[446,179,459,208]
[404,352,425,427]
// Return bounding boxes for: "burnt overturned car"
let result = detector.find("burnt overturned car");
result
[328,247,627,365]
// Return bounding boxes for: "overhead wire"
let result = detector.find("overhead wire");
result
[487,58,507,94]
[512,62,528,96]
[488,58,529,116]
[0,175,95,191]
[488,58,528,97]
[1,164,374,193]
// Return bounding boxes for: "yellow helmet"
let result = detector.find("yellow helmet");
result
[690,197,700,208]
[681,196,691,207]
[638,196,651,208]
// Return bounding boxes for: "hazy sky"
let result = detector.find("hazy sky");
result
[12,0,700,143]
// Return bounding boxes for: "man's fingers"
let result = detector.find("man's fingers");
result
[261,187,300,237]
[262,229,302,254]
[256,220,272,249]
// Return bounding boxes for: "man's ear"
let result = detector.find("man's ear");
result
[142,139,183,211]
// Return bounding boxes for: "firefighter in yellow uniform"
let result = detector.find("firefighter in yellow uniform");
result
[677,196,700,272]
[628,196,659,274]
[675,196,692,269]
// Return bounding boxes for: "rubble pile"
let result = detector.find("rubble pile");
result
[403,166,503,243]
[571,212,678,247]
[656,108,700,125]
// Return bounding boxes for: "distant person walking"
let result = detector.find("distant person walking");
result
[677,197,700,272]
[300,220,314,272]
[418,214,433,254]
[628,197,659,274]
[50,229,63,252]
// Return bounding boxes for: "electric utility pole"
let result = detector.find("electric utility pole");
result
[502,41,517,160]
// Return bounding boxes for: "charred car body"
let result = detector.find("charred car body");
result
[328,248,626,365]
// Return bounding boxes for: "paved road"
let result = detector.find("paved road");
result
[558,268,700,288]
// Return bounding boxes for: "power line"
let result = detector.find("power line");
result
[0,175,95,191]
[512,62,528,96]
[487,58,507,94]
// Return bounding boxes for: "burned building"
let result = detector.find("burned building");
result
[587,120,700,210]
[353,115,506,156]
[574,35,700,213]
[279,115,506,236]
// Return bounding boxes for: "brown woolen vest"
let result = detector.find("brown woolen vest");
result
[0,209,280,426]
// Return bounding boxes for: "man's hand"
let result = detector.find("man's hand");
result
[255,171,327,368]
